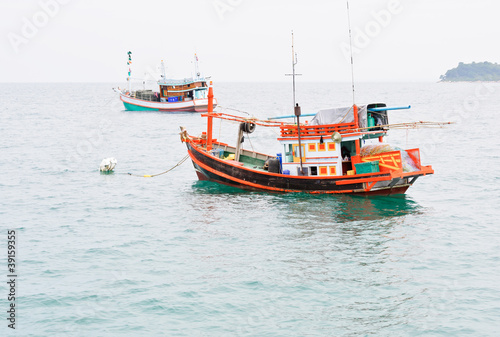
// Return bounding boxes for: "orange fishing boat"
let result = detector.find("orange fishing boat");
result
[179,83,442,195]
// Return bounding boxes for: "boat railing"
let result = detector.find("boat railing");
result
[280,122,357,137]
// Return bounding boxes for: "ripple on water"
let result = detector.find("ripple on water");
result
[3,82,500,336]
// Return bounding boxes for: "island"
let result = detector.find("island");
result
[440,62,500,82]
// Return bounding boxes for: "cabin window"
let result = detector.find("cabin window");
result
[308,143,316,152]
[163,90,168,96]
[329,166,337,175]
[328,142,336,151]
[293,144,305,163]
[319,166,328,176]
[341,143,354,160]
[195,89,207,99]
[310,167,318,176]
[318,143,326,151]
[285,144,293,162]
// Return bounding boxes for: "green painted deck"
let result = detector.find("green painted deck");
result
[234,153,267,171]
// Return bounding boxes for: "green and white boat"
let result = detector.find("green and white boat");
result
[114,52,217,112]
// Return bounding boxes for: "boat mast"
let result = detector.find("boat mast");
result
[295,103,305,175]
[285,31,305,175]
[160,59,166,81]
[285,31,302,124]
[127,51,132,93]
[346,1,355,105]
[206,81,214,151]
[291,32,297,114]
[346,1,362,154]
[194,53,201,79]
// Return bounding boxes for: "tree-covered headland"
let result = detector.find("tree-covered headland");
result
[440,62,500,81]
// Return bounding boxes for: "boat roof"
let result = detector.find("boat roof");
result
[158,77,207,86]
[310,105,368,128]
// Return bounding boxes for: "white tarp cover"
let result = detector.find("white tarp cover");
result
[310,105,367,128]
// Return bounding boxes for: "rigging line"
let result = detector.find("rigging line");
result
[270,127,281,137]
[346,0,356,105]
[338,105,354,124]
[217,105,250,116]
[210,112,294,127]
[128,78,158,82]
[357,121,453,131]
[218,117,222,143]
[124,154,190,177]
[214,108,297,126]
[247,133,255,152]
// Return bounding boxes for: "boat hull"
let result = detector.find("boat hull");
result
[120,94,217,112]
[186,142,430,195]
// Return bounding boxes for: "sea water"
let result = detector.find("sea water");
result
[1,82,500,336]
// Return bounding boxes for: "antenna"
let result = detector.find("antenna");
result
[194,53,201,79]
[285,31,302,123]
[291,31,298,107]
[346,1,355,104]
[160,60,166,80]
[284,32,306,175]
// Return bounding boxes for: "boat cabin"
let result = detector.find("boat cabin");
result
[158,78,208,103]
[131,78,208,103]
[278,103,389,176]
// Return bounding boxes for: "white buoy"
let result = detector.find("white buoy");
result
[99,158,117,172]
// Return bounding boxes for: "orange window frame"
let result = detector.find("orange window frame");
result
[293,144,306,163]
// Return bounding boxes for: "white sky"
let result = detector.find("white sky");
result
[1,0,498,82]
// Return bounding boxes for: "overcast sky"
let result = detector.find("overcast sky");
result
[1,0,498,83]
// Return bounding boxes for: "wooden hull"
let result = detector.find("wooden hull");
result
[186,141,432,195]
[120,94,217,112]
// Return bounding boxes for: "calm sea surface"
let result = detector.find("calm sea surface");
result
[1,82,500,336]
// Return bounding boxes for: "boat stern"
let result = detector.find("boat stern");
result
[194,98,218,112]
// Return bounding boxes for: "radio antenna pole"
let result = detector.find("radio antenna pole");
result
[346,1,356,105]
[285,31,302,124]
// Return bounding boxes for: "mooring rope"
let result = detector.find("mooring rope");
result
[124,154,190,178]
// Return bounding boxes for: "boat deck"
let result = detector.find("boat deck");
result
[210,147,269,172]
[240,160,266,171]
[229,153,267,171]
